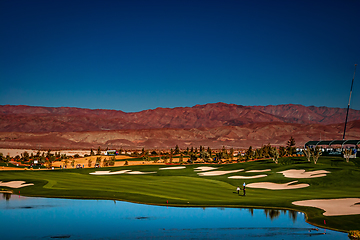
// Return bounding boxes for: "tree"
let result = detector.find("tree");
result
[35,150,41,158]
[286,136,296,155]
[279,146,286,157]
[71,159,75,168]
[312,146,322,164]
[22,151,30,162]
[343,149,353,163]
[207,147,212,157]
[199,151,210,162]
[269,147,279,164]
[244,146,253,161]
[237,152,244,161]
[64,159,69,168]
[103,159,109,167]
[46,149,52,159]
[88,159,93,167]
[262,144,272,158]
[170,148,173,163]
[96,156,102,165]
[97,146,101,155]
[90,149,95,156]
[175,145,180,154]
[179,153,184,163]
[189,152,197,162]
[229,148,234,161]
[303,147,311,162]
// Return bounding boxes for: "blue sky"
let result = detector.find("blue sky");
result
[1,0,359,112]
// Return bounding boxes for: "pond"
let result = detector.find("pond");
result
[0,193,348,240]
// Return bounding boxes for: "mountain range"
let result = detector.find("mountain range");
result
[1,103,359,150]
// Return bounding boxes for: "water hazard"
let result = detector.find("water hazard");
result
[0,193,348,239]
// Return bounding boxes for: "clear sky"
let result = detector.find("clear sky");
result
[1,0,359,112]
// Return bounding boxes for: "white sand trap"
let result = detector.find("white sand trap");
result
[293,198,360,216]
[198,169,244,176]
[247,180,309,190]
[0,181,34,188]
[90,170,131,175]
[278,169,330,178]
[228,175,267,179]
[125,171,156,175]
[90,170,156,175]
[246,169,271,173]
[159,166,186,170]
[194,167,218,172]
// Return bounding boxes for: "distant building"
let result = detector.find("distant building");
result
[105,150,118,156]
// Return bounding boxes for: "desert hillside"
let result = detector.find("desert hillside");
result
[1,103,359,149]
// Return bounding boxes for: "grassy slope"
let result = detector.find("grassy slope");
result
[0,156,359,232]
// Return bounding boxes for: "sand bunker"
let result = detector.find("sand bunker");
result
[159,166,186,170]
[90,170,131,175]
[126,171,156,175]
[198,169,244,176]
[228,175,267,179]
[293,198,360,216]
[246,180,309,190]
[246,169,271,173]
[90,170,155,175]
[278,169,330,178]
[194,167,218,172]
[0,181,34,188]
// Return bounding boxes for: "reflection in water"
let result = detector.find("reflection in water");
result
[2,192,11,201]
[0,196,347,240]
[288,209,298,222]
[248,208,254,216]
[263,209,298,222]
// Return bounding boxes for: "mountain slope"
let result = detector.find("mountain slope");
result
[1,103,360,133]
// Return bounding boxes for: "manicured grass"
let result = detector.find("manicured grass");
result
[0,156,359,232]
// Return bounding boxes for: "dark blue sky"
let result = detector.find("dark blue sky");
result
[1,0,359,112]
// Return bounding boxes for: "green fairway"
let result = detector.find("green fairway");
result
[1,156,360,232]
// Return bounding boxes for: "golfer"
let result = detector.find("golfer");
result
[236,186,240,195]
[243,182,246,196]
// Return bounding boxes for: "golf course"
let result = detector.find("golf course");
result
[1,156,360,233]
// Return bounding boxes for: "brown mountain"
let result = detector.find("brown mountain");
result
[0,120,359,150]
[1,103,360,149]
[2,103,360,133]
[251,104,360,124]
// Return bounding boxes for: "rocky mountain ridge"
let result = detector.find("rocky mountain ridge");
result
[1,103,360,133]
[1,103,359,149]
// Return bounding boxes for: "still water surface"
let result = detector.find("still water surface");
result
[0,193,348,240]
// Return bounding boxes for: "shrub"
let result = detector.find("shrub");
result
[349,230,360,239]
